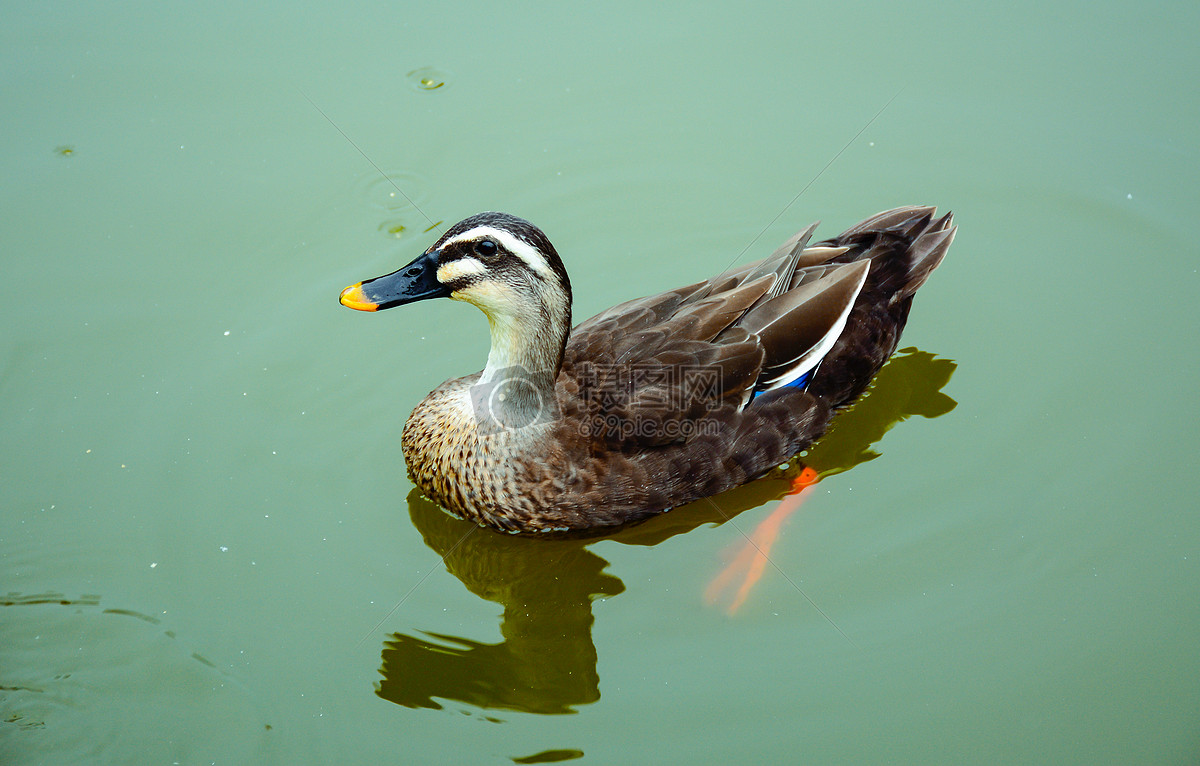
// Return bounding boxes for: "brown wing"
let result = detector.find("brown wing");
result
[560,227,870,450]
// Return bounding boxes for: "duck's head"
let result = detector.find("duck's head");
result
[340,212,574,379]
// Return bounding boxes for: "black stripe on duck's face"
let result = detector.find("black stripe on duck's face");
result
[438,227,558,284]
[437,242,554,316]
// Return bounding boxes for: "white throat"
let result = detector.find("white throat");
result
[452,275,570,392]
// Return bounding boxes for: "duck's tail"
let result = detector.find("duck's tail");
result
[830,205,956,304]
[801,206,956,408]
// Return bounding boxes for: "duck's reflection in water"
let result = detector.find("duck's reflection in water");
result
[375,348,956,715]
[378,496,622,715]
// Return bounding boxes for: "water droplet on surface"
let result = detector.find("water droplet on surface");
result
[407,66,449,91]
[410,66,451,90]
[378,220,408,238]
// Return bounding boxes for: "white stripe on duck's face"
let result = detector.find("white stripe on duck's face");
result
[436,256,488,284]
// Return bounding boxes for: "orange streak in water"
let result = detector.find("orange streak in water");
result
[705,467,819,614]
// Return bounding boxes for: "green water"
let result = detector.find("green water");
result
[3,2,1198,764]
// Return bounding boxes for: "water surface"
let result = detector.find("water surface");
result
[2,1,1198,763]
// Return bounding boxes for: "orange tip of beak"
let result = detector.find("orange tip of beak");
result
[340,282,379,312]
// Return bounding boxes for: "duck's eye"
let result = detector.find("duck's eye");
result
[474,238,498,257]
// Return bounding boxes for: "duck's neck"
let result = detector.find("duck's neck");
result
[480,312,565,385]
[475,289,571,428]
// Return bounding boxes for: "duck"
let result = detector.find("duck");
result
[339,206,955,533]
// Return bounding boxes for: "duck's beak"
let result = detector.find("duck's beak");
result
[340,250,450,312]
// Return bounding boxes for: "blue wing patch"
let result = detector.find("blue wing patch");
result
[748,368,813,404]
